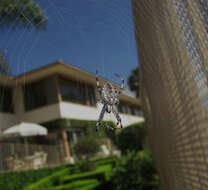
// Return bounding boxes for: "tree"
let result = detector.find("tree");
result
[115,122,146,155]
[0,0,47,30]
[128,67,140,98]
[0,0,47,75]
[0,50,11,75]
[111,150,160,190]
[73,136,100,160]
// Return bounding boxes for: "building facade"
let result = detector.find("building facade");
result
[0,61,144,167]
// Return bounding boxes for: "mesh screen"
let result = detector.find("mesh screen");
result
[133,0,208,189]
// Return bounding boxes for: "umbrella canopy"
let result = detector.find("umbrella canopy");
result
[3,122,48,137]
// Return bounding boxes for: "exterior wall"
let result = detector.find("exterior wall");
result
[0,83,143,133]
[13,84,25,122]
[0,69,144,133]
[60,102,143,127]
[0,84,21,133]
[0,100,143,132]
[119,113,144,127]
[23,103,62,123]
[0,113,17,134]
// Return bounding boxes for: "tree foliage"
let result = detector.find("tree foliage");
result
[0,50,11,75]
[0,0,47,29]
[73,136,100,160]
[115,122,146,155]
[111,150,160,190]
[128,67,140,97]
[0,0,47,75]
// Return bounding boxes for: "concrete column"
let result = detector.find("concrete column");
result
[85,84,90,105]
[54,76,62,102]
[12,84,25,122]
[61,129,70,158]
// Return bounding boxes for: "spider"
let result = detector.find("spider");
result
[95,70,124,131]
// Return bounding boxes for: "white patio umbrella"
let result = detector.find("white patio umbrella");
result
[3,122,48,155]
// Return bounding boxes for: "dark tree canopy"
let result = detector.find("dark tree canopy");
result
[128,67,140,98]
[0,0,47,30]
[0,0,47,75]
[0,50,11,75]
[115,122,146,155]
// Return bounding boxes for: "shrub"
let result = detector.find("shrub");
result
[60,164,112,184]
[73,136,100,160]
[111,149,160,190]
[24,167,73,190]
[46,179,100,190]
[0,165,67,190]
[78,160,98,172]
[115,122,146,154]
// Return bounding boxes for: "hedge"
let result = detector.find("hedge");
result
[0,155,115,190]
[23,167,71,190]
[0,164,68,190]
[115,122,146,154]
[60,164,112,184]
[93,156,116,166]
[46,179,100,190]
[24,158,115,190]
[111,149,160,190]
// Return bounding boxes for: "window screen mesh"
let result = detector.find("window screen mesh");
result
[133,0,208,189]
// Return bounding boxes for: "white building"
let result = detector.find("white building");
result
[0,61,144,159]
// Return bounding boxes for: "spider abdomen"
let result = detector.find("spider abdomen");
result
[101,83,119,105]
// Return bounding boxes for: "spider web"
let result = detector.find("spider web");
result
[0,0,137,131]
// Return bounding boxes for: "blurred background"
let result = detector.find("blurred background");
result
[0,1,157,190]
[3,0,208,189]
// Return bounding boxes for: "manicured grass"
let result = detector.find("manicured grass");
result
[0,157,116,190]
[0,164,69,190]
[23,158,115,190]
[23,167,71,190]
[46,179,100,190]
[93,156,116,166]
[76,183,100,190]
[60,164,112,183]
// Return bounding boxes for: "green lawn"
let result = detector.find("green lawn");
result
[0,164,70,190]
[23,157,115,190]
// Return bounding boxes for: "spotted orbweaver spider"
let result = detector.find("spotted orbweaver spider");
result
[95,70,124,131]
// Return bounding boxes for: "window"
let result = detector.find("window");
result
[134,106,143,117]
[119,101,131,114]
[118,101,126,113]
[130,106,135,115]
[67,129,85,144]
[58,77,86,105]
[125,105,132,115]
[0,86,13,113]
[119,100,143,116]
[24,80,47,111]
[87,85,96,106]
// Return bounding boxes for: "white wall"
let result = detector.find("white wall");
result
[60,102,144,127]
[0,101,144,132]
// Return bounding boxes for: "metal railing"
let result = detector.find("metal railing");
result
[0,142,65,172]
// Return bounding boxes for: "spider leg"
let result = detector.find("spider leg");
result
[112,105,122,128]
[96,104,106,131]
[96,70,102,99]
[115,73,124,94]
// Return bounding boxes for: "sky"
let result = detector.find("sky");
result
[0,0,139,86]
